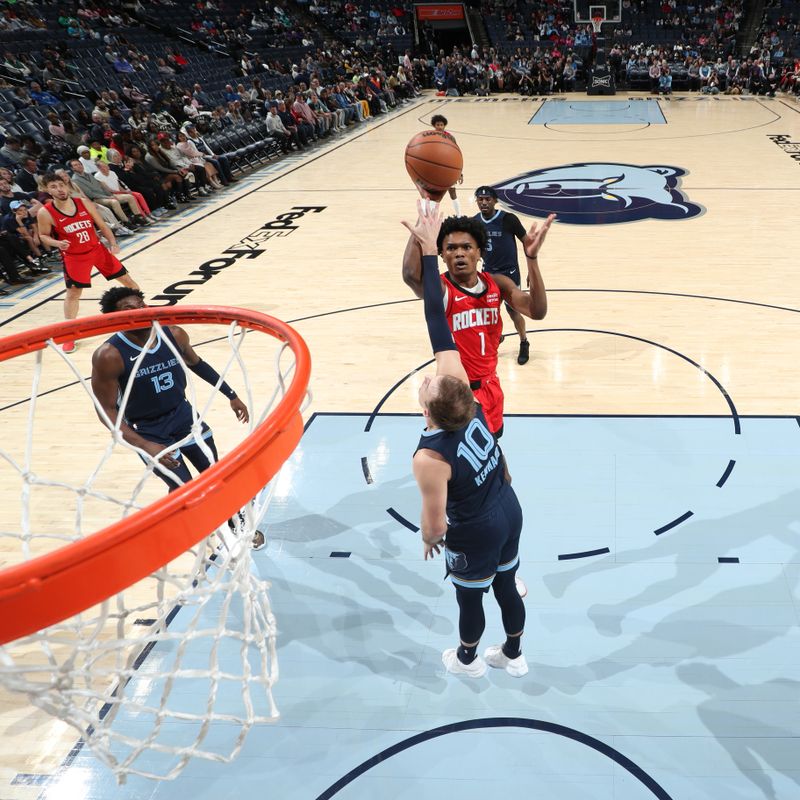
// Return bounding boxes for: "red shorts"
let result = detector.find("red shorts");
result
[472,373,504,435]
[62,244,126,289]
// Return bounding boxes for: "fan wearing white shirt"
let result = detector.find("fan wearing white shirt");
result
[94,161,156,223]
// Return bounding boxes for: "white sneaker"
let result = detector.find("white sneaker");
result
[442,648,487,678]
[116,225,135,236]
[483,645,529,677]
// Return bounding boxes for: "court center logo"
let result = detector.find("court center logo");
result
[492,163,703,225]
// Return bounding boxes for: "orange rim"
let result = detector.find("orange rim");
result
[0,306,311,645]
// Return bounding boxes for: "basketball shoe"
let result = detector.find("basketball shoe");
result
[483,645,529,677]
[442,648,487,677]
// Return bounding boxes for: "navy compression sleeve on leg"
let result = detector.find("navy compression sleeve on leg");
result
[422,254,457,355]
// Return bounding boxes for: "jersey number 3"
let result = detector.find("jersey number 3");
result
[456,417,494,472]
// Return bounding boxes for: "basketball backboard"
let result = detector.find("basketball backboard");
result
[574,0,621,23]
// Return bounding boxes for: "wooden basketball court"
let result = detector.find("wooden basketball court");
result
[1,92,799,799]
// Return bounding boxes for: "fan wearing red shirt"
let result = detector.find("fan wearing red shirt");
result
[38,172,141,353]
[403,211,552,437]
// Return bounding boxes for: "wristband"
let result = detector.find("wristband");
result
[188,358,237,399]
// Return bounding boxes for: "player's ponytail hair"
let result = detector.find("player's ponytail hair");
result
[427,376,476,432]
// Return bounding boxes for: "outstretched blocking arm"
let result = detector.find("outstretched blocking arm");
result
[169,325,249,423]
[496,213,554,320]
[401,200,468,385]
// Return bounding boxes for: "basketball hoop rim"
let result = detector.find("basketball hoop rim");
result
[0,306,311,646]
[591,15,604,32]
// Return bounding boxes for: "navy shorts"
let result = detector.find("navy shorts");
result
[130,399,213,452]
[486,267,521,314]
[444,482,523,590]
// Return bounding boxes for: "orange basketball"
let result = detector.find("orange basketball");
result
[404,130,463,193]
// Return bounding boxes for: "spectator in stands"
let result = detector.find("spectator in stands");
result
[193,83,212,109]
[0,178,39,215]
[2,202,50,269]
[12,87,34,111]
[176,130,222,189]
[265,104,293,153]
[114,54,136,74]
[108,150,167,212]
[0,137,25,168]
[183,123,235,184]
[157,57,176,77]
[277,100,309,147]
[157,134,211,195]
[2,51,29,79]
[121,78,150,106]
[225,101,245,126]
[69,158,143,226]
[94,160,157,222]
[15,158,40,194]
[126,144,181,208]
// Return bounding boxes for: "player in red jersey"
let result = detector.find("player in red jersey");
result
[402,211,553,437]
[38,172,140,353]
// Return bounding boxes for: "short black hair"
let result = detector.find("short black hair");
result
[430,114,448,126]
[99,287,145,314]
[436,215,488,255]
[474,185,498,199]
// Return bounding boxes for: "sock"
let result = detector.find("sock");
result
[502,635,521,660]
[452,198,462,215]
[457,643,477,664]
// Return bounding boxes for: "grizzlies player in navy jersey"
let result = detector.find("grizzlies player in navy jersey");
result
[90,287,249,495]
[473,186,531,365]
[402,200,528,679]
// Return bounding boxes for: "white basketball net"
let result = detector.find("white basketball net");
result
[0,318,307,783]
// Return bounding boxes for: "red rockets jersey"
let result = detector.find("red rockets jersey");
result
[442,271,503,381]
[44,197,100,256]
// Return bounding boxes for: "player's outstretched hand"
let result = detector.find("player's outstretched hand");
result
[523,213,555,259]
[402,198,442,257]
[109,244,120,254]
[231,397,249,423]
[424,539,443,560]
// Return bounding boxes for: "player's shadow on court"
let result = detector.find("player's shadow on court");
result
[543,488,800,637]
[268,572,450,692]
[677,663,800,799]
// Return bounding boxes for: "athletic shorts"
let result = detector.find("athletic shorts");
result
[131,400,212,451]
[472,373,504,435]
[62,244,127,289]
[443,482,523,590]
[486,266,521,313]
